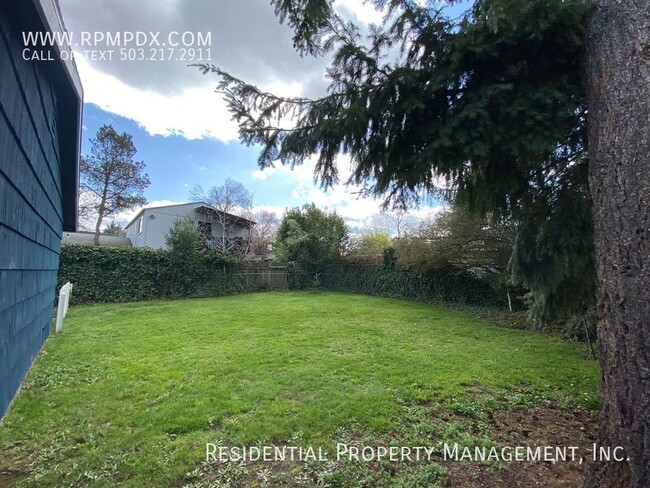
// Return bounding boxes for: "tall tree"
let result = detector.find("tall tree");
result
[395,205,515,275]
[346,230,392,264]
[582,2,649,486]
[80,125,150,245]
[275,204,349,264]
[249,209,280,260]
[190,178,254,254]
[369,208,419,239]
[200,1,648,484]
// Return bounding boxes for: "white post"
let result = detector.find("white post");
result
[63,283,72,317]
[55,282,73,333]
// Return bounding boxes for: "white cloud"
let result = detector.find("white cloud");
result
[336,0,384,24]
[75,54,239,141]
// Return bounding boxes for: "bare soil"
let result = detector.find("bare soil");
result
[442,405,599,488]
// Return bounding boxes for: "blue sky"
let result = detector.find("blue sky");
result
[62,1,464,229]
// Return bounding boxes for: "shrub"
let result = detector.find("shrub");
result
[287,263,506,308]
[57,245,266,304]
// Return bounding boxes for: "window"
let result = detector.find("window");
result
[137,216,144,234]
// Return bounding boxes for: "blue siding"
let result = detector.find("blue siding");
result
[0,2,80,418]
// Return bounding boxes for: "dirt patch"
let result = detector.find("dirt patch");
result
[0,470,26,486]
[442,405,598,487]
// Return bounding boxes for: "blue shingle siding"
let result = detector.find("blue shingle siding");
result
[0,1,81,418]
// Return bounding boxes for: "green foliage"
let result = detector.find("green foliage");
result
[204,0,587,211]
[346,230,392,264]
[200,0,594,334]
[164,216,202,255]
[395,206,515,274]
[509,172,596,328]
[382,246,396,269]
[80,125,150,243]
[289,263,505,308]
[275,203,349,264]
[58,245,257,304]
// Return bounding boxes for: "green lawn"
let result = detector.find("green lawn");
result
[0,292,599,487]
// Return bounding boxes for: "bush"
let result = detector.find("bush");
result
[57,245,268,304]
[287,263,506,309]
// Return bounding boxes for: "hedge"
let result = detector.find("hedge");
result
[57,245,275,305]
[289,263,507,309]
[58,246,506,309]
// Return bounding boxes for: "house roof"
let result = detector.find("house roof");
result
[26,0,83,231]
[125,202,256,229]
[32,0,83,99]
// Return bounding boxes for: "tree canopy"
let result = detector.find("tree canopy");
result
[80,125,150,245]
[199,0,593,327]
[164,216,202,255]
[190,178,254,254]
[395,205,515,274]
[275,203,349,264]
[199,1,648,484]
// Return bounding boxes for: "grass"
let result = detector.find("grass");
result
[0,291,599,487]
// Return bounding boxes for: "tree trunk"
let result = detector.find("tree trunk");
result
[93,206,104,246]
[583,2,650,487]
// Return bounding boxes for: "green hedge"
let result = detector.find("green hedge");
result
[289,263,507,309]
[57,245,273,304]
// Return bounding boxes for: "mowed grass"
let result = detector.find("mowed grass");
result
[0,292,599,487]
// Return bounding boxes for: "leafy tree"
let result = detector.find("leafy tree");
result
[80,125,150,245]
[275,204,348,264]
[249,209,280,260]
[102,221,126,237]
[164,216,202,255]
[395,206,515,275]
[190,178,253,254]
[368,209,419,238]
[163,216,202,296]
[347,230,392,264]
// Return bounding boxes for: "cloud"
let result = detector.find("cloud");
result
[75,55,240,141]
[59,0,328,94]
[56,0,331,140]
[335,0,384,25]
[249,155,442,231]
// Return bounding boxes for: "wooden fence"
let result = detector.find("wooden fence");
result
[231,263,288,288]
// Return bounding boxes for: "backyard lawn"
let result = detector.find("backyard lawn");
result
[0,292,599,487]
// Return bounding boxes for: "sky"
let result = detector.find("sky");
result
[57,0,462,231]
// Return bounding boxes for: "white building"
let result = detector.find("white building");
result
[125,202,254,251]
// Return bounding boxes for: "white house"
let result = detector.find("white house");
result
[125,202,254,251]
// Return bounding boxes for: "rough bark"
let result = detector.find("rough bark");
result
[583,1,650,487]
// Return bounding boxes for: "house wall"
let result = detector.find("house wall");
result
[125,203,241,250]
[0,1,81,418]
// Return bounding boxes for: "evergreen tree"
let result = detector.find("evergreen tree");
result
[80,125,150,245]
[198,0,593,326]
[199,1,649,483]
[164,216,202,255]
